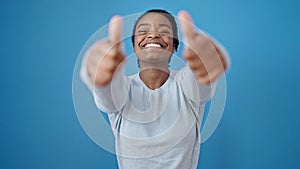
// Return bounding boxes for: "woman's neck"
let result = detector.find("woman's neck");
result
[139,68,170,90]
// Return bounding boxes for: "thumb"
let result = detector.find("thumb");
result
[108,15,123,46]
[178,10,195,44]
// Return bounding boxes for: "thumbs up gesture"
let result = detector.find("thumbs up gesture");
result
[86,16,125,86]
[178,11,228,84]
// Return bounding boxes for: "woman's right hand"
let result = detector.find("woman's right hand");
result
[86,15,125,86]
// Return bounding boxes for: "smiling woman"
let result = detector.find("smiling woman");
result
[80,9,229,169]
[133,12,175,72]
[131,9,179,52]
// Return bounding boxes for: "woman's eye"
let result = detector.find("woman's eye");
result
[159,30,170,35]
[137,30,148,35]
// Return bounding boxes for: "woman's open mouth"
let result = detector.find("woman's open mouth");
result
[141,41,166,49]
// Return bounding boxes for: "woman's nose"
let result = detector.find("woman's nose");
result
[146,31,160,39]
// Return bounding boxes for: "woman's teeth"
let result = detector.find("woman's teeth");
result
[145,43,161,48]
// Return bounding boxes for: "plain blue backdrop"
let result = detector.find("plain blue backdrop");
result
[1,0,299,168]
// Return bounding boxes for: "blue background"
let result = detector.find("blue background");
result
[1,0,299,168]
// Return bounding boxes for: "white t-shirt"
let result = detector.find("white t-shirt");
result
[81,64,216,169]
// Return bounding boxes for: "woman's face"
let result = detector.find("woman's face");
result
[133,12,175,67]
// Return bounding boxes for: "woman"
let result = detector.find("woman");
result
[81,9,229,169]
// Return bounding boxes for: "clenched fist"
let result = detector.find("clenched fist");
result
[86,16,125,86]
[178,11,228,84]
